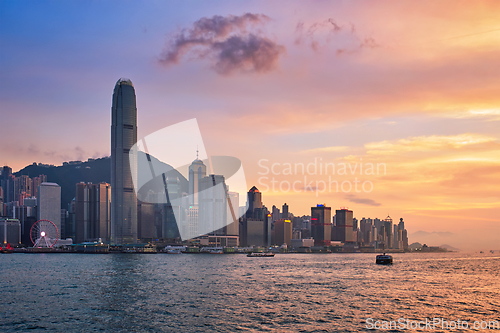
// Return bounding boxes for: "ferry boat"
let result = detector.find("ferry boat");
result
[247,252,275,257]
[376,253,393,265]
[163,246,185,254]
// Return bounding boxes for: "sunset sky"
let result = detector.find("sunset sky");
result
[1,1,499,249]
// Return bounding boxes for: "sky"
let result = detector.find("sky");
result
[1,0,500,250]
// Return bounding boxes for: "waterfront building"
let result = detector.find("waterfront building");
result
[0,218,21,245]
[75,182,111,243]
[274,218,292,246]
[333,208,355,243]
[111,78,138,244]
[189,155,207,206]
[311,204,332,246]
[37,182,61,233]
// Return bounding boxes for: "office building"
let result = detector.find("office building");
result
[198,174,228,236]
[244,218,266,247]
[75,182,111,243]
[0,218,21,245]
[246,186,262,219]
[333,208,355,243]
[271,205,280,221]
[37,182,61,234]
[274,218,292,246]
[138,202,156,240]
[384,215,393,249]
[311,204,332,246]
[226,191,239,236]
[111,78,138,244]
[282,203,289,219]
[189,155,207,206]
[1,166,15,204]
[31,175,47,198]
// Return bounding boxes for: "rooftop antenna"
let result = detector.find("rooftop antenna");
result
[196,146,199,160]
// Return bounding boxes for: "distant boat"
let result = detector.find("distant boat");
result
[165,249,182,254]
[480,251,484,254]
[376,253,393,265]
[1,244,13,254]
[209,249,224,254]
[247,252,274,257]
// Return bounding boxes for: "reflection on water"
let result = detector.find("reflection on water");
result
[1,252,499,332]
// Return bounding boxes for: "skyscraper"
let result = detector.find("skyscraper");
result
[282,203,289,219]
[75,182,111,243]
[199,174,227,235]
[111,78,138,244]
[246,186,263,219]
[189,156,207,206]
[333,208,355,243]
[274,218,292,246]
[311,204,332,246]
[37,182,61,234]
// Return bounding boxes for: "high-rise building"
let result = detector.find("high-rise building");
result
[282,203,289,219]
[271,205,280,221]
[333,208,355,243]
[226,191,239,236]
[37,182,61,234]
[31,175,47,198]
[384,215,393,249]
[246,186,262,219]
[189,156,207,206]
[398,217,405,231]
[163,177,181,239]
[14,175,32,199]
[138,202,155,240]
[311,204,332,246]
[1,166,14,204]
[244,219,266,247]
[274,218,292,246]
[75,182,111,243]
[199,174,227,235]
[0,218,21,245]
[111,78,138,244]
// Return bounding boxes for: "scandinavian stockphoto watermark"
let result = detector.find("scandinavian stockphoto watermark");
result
[365,317,500,330]
[257,158,386,196]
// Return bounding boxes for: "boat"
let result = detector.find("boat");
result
[165,249,182,254]
[0,243,13,254]
[376,253,393,265]
[247,252,275,257]
[209,249,224,254]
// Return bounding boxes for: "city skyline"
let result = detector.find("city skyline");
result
[1,1,500,250]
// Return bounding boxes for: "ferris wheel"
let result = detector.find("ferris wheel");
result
[30,219,59,248]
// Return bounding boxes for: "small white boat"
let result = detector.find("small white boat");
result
[247,252,275,257]
[376,253,393,265]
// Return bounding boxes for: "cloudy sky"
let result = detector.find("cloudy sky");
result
[1,1,499,249]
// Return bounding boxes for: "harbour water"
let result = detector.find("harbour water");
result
[1,252,499,332]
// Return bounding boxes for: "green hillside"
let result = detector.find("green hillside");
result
[13,153,188,209]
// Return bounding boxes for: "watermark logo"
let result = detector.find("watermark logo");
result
[258,158,386,196]
[129,118,247,240]
[365,318,500,330]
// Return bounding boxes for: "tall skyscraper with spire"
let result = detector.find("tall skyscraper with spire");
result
[111,78,138,244]
[188,150,207,206]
